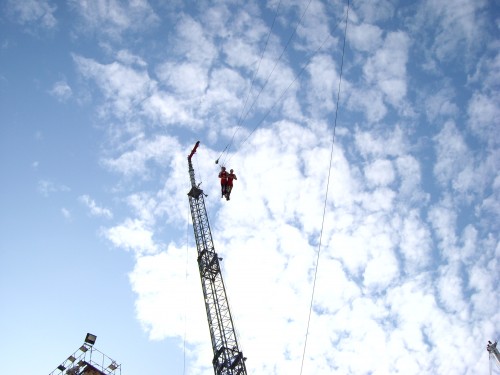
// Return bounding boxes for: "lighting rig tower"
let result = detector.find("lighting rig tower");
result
[49,333,121,375]
[187,141,248,375]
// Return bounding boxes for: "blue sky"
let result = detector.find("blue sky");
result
[1,0,499,374]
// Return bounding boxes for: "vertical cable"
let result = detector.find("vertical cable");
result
[183,199,190,375]
[299,1,350,373]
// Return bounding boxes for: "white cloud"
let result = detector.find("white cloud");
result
[364,158,395,187]
[144,91,199,128]
[395,154,427,204]
[79,194,113,219]
[386,281,459,373]
[236,55,297,119]
[6,0,57,29]
[37,180,70,197]
[74,55,155,119]
[433,121,469,188]
[219,5,270,69]
[102,134,180,177]
[354,125,407,158]
[129,247,208,342]
[354,0,396,23]
[306,54,339,115]
[436,263,468,315]
[363,31,410,108]
[70,0,159,39]
[125,193,157,226]
[363,242,399,290]
[104,218,158,255]
[468,260,500,317]
[348,87,387,122]
[479,174,500,219]
[424,86,459,121]
[399,209,432,273]
[428,197,458,259]
[421,0,489,63]
[156,62,208,97]
[173,15,218,64]
[49,80,72,101]
[469,50,500,91]
[61,207,71,220]
[116,49,147,68]
[467,92,500,145]
[295,0,333,53]
[348,22,383,53]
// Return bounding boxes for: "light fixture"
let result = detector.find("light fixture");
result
[84,333,97,346]
[79,345,88,352]
[108,362,118,370]
[57,365,66,371]
[67,355,76,362]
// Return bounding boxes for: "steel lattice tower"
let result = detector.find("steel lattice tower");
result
[187,142,247,375]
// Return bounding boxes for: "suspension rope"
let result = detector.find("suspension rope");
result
[225,0,283,160]
[299,1,350,374]
[218,0,312,166]
[215,0,283,165]
[236,0,282,130]
[224,8,348,167]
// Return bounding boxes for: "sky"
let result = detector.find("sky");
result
[0,0,499,374]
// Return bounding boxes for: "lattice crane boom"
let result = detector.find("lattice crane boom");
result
[488,341,500,374]
[187,141,247,375]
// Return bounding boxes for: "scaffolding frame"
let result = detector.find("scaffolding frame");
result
[49,342,120,375]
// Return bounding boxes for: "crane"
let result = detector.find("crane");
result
[488,341,500,374]
[186,141,248,375]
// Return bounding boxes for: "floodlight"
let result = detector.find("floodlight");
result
[67,355,76,362]
[108,362,118,370]
[79,345,88,352]
[84,333,97,345]
[57,365,66,371]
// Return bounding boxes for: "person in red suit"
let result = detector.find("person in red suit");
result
[225,169,237,200]
[218,166,228,198]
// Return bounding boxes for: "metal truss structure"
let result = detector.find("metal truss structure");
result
[49,339,120,375]
[187,142,247,375]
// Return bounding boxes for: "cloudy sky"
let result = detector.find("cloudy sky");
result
[1,0,499,374]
